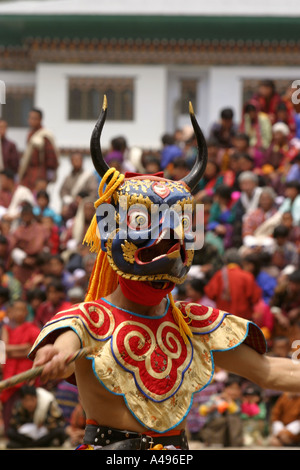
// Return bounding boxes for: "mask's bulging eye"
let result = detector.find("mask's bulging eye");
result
[127,208,150,231]
[181,213,192,231]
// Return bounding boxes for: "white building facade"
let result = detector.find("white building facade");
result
[0,0,300,153]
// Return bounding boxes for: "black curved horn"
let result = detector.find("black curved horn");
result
[90,95,110,178]
[182,102,208,194]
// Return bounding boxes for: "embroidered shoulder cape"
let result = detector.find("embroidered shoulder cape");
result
[29,298,266,433]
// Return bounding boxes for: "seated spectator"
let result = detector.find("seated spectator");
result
[23,252,52,293]
[41,216,60,255]
[160,133,183,171]
[181,126,198,168]
[0,235,10,270]
[207,184,236,250]
[192,241,224,281]
[0,120,20,173]
[0,261,22,303]
[231,132,265,169]
[143,156,161,174]
[240,383,268,447]
[55,380,79,429]
[286,153,300,183]
[242,186,278,244]
[240,102,272,151]
[8,204,50,284]
[168,158,190,182]
[233,172,264,243]
[272,225,299,268]
[206,138,221,165]
[0,300,40,432]
[251,298,274,342]
[264,335,292,417]
[33,190,62,227]
[238,153,255,173]
[34,279,72,329]
[25,288,46,322]
[0,169,35,221]
[204,248,262,321]
[47,255,75,292]
[67,286,85,305]
[264,122,298,170]
[222,152,240,190]
[269,336,292,359]
[184,278,216,308]
[242,252,277,305]
[199,375,243,447]
[65,401,86,447]
[194,160,223,201]
[0,285,10,329]
[280,211,300,250]
[6,385,67,449]
[208,107,237,149]
[104,150,124,173]
[278,180,300,225]
[269,392,300,447]
[109,135,139,173]
[274,100,296,137]
[231,132,251,156]
[269,269,300,340]
[236,172,264,217]
[59,152,98,206]
[250,79,282,124]
[60,198,95,250]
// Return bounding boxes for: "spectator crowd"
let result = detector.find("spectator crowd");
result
[0,79,300,448]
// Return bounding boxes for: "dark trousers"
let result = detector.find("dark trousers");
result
[6,427,67,448]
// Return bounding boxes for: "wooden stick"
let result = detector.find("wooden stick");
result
[0,346,93,392]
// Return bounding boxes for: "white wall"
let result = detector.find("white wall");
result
[1,0,300,16]
[35,63,168,150]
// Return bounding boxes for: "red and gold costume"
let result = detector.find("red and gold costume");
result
[30,297,265,436]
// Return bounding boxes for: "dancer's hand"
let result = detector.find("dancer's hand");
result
[33,344,73,382]
[32,330,81,382]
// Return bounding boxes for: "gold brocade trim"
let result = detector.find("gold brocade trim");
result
[118,193,155,211]
[119,179,191,195]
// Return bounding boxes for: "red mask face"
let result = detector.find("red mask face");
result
[118,276,175,306]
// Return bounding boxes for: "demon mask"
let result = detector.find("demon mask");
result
[90,97,207,287]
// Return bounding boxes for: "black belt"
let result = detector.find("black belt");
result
[83,424,189,450]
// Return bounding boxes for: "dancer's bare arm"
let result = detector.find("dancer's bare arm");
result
[32,329,81,382]
[214,343,300,392]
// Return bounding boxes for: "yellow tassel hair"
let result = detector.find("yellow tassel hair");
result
[83,168,193,344]
[84,167,124,301]
[168,293,193,344]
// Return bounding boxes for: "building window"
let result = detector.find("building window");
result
[1,86,34,127]
[68,77,134,121]
[179,79,198,114]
